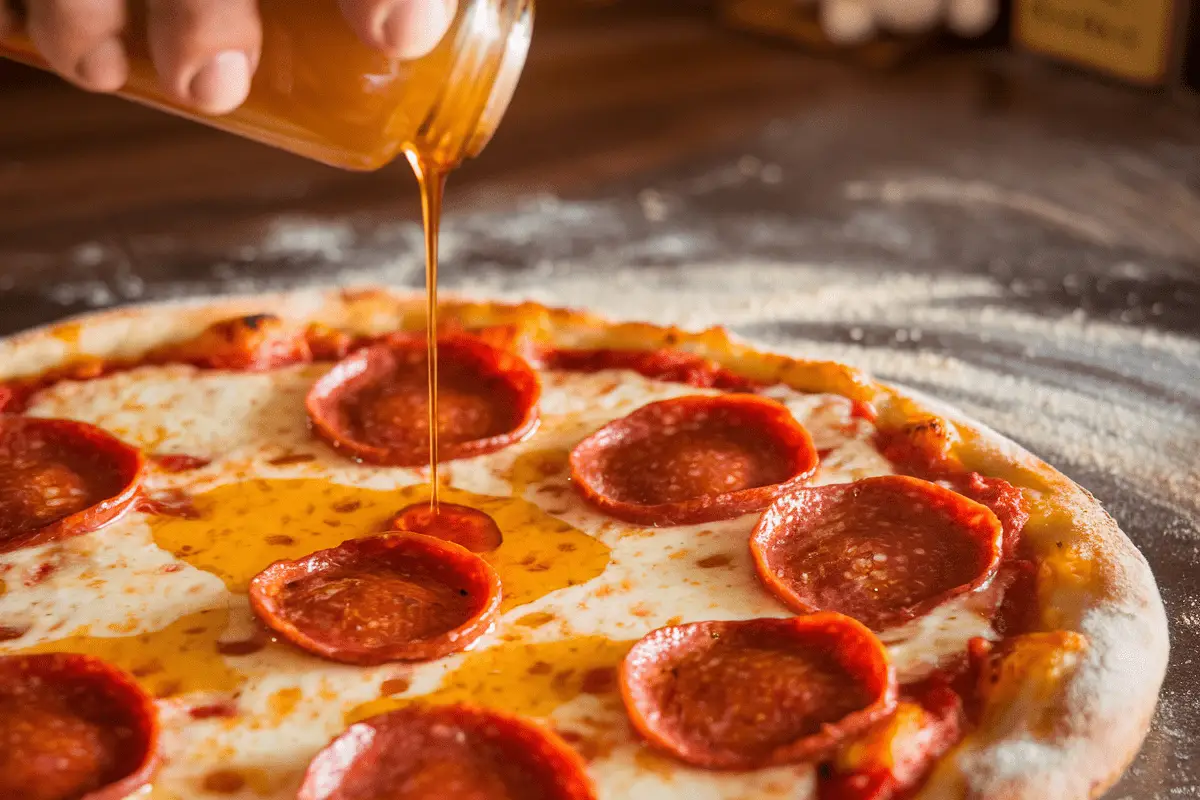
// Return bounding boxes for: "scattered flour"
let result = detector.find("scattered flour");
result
[18,192,1199,799]
[448,259,1200,523]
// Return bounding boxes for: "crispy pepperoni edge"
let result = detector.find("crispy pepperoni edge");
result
[619,614,898,770]
[297,703,597,800]
[305,334,542,467]
[248,533,502,666]
[144,314,313,371]
[749,476,1004,630]
[0,416,146,555]
[874,420,1035,635]
[568,394,820,526]
[0,652,161,800]
[539,347,762,391]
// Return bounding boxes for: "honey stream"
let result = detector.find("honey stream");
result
[410,154,449,513]
[2,6,545,793]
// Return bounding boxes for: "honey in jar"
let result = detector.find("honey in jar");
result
[0,0,534,171]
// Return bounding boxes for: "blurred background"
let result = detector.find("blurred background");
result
[0,3,1198,797]
[1,0,1198,333]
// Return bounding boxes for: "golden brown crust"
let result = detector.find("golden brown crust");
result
[0,287,1168,800]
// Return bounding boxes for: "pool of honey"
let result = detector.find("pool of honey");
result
[18,607,246,698]
[147,479,608,606]
[15,479,610,702]
[349,634,634,724]
[1,3,544,793]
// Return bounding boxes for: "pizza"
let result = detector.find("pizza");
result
[0,288,1168,800]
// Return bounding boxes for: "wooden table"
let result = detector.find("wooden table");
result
[1,4,1198,798]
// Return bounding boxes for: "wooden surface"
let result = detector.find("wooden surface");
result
[1,5,1199,799]
[0,2,800,247]
[2,2,1197,269]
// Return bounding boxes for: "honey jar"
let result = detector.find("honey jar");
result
[0,0,534,170]
[1012,0,1180,86]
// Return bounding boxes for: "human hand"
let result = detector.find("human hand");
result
[0,0,457,114]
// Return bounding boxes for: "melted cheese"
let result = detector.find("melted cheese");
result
[0,366,995,800]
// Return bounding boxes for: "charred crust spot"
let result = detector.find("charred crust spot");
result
[907,418,945,436]
[238,314,277,332]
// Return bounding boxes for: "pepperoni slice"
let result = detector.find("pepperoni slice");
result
[947,473,1030,558]
[874,421,1030,557]
[306,334,541,467]
[542,347,761,391]
[0,653,160,800]
[249,533,501,665]
[149,314,312,371]
[569,395,818,526]
[620,615,896,769]
[0,417,145,554]
[750,476,1003,631]
[388,502,503,553]
[297,704,596,800]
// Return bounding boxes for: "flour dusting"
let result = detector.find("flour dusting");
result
[447,259,1200,521]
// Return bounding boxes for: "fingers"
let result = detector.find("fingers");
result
[25,0,130,92]
[147,0,262,115]
[338,0,457,60]
[20,0,452,114]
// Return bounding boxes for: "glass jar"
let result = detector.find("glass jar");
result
[0,0,534,171]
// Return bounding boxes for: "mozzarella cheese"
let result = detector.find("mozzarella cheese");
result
[0,366,997,800]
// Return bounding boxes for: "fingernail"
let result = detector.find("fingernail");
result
[76,38,129,92]
[377,0,454,59]
[188,50,251,115]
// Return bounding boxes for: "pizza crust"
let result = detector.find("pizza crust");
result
[896,386,1168,800]
[0,287,1168,800]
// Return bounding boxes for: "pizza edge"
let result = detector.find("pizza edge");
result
[0,286,1169,800]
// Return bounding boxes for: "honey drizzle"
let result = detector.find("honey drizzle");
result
[14,608,248,698]
[348,635,634,724]
[410,153,449,513]
[145,479,610,608]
